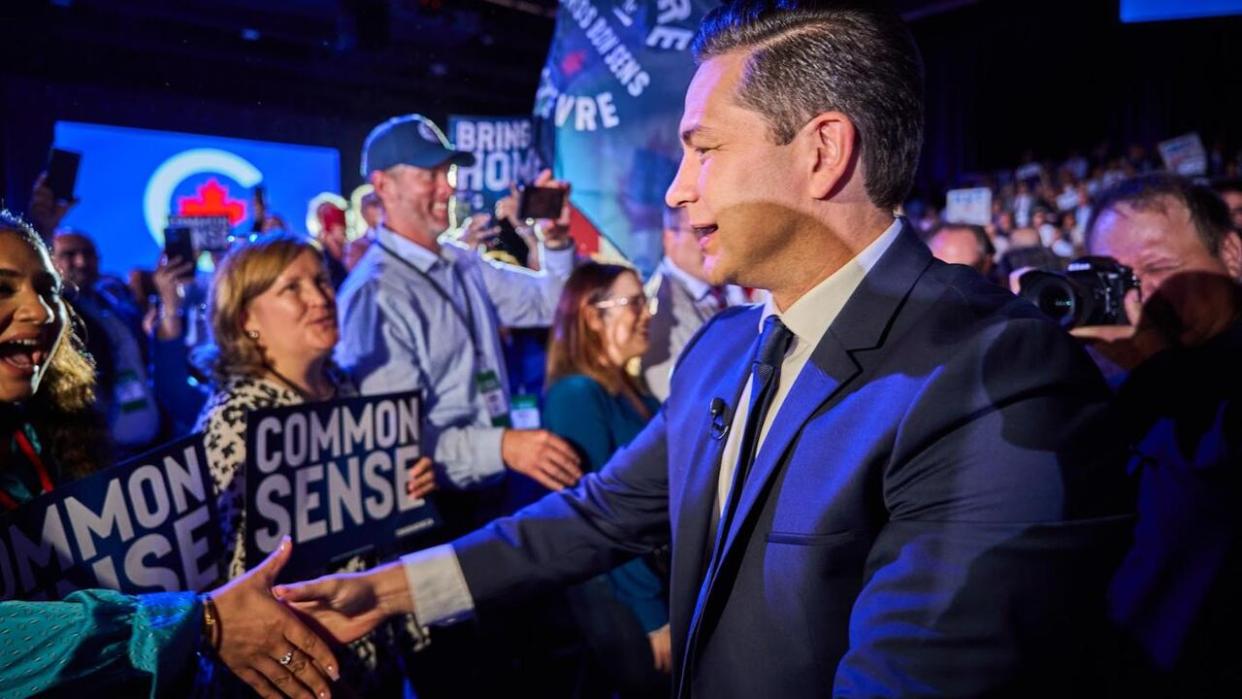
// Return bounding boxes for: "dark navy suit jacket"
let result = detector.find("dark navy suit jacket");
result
[453,224,1134,697]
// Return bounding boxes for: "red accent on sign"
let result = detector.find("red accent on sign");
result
[567,204,601,257]
[177,177,248,225]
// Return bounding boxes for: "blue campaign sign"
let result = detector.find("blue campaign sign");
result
[448,115,540,214]
[0,434,222,601]
[51,121,340,278]
[532,0,715,275]
[244,392,440,582]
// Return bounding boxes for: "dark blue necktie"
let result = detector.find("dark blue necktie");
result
[712,314,795,560]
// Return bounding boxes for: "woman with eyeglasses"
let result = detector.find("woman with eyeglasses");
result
[542,261,670,698]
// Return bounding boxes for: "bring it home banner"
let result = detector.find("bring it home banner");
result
[448,115,540,215]
[0,434,221,601]
[532,0,715,276]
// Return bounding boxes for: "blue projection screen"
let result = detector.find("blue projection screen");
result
[1121,0,1242,23]
[52,122,340,277]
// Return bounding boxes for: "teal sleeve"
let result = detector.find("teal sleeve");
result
[607,559,669,632]
[0,590,201,698]
[543,376,615,473]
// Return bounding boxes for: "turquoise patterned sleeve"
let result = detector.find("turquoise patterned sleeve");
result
[0,590,201,698]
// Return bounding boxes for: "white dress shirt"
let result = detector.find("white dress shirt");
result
[715,219,902,515]
[401,219,904,628]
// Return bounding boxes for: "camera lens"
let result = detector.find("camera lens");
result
[1017,272,1080,328]
[1036,285,1074,320]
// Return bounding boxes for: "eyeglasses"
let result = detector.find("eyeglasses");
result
[593,294,653,314]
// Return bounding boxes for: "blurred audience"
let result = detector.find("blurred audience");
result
[52,229,161,457]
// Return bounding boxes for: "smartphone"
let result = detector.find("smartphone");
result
[163,225,195,265]
[45,148,82,202]
[518,185,567,220]
[252,185,268,232]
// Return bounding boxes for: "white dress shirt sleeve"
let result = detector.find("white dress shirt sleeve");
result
[474,243,575,328]
[401,545,475,626]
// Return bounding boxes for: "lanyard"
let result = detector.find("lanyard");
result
[376,241,481,355]
[0,428,54,511]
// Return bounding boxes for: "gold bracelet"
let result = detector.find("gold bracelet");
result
[201,594,221,653]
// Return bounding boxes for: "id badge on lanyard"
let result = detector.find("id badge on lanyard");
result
[475,368,510,427]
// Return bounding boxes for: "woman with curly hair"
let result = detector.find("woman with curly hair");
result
[0,213,106,480]
[0,210,342,699]
[196,231,435,696]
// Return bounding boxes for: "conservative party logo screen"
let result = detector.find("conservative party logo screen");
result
[52,121,340,277]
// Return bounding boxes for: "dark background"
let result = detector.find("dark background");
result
[3,0,1240,212]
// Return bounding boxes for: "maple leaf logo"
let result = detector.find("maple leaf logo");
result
[177,177,248,225]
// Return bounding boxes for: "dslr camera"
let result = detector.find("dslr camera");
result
[1017,256,1140,328]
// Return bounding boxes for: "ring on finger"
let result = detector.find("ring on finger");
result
[278,649,295,666]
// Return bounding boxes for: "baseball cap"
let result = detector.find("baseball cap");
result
[360,114,475,176]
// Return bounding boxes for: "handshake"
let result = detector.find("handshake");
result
[216,539,426,699]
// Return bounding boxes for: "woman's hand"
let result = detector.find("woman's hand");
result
[210,537,340,699]
[405,456,436,499]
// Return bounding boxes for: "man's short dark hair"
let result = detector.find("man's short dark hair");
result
[692,0,924,210]
[1086,173,1233,255]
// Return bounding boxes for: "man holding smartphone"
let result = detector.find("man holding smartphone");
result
[337,114,583,499]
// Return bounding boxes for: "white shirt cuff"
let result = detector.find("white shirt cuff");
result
[401,544,475,627]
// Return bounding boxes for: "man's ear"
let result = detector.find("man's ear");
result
[800,112,858,200]
[368,170,387,198]
[1220,229,1242,280]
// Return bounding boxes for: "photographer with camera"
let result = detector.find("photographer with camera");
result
[1065,174,1242,696]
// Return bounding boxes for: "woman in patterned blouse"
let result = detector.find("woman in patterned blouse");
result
[195,232,435,696]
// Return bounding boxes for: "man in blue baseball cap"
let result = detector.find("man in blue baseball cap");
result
[360,114,477,176]
[338,112,582,506]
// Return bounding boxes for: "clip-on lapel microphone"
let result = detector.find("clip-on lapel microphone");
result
[709,398,731,440]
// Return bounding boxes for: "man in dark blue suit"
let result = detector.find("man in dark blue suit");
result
[280,2,1133,695]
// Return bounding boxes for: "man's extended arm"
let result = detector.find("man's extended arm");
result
[276,408,674,642]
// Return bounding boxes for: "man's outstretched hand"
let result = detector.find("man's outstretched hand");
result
[274,562,413,646]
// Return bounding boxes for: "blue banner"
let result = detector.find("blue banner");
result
[244,392,439,582]
[532,0,714,275]
[0,434,222,601]
[52,121,340,278]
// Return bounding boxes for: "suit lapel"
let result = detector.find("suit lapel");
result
[668,307,760,671]
[717,332,859,556]
[710,223,935,604]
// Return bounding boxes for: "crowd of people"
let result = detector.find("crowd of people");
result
[1,1,1239,698]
